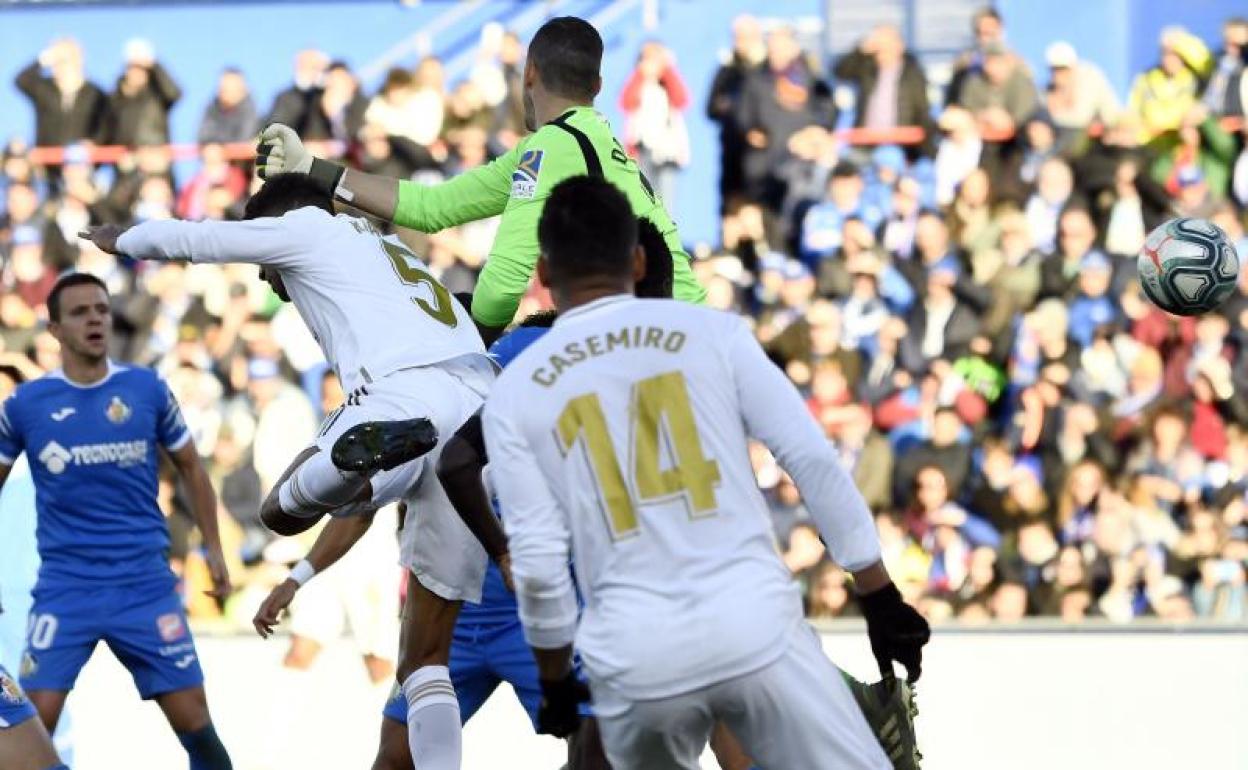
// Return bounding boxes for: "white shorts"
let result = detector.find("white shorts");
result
[592,624,890,770]
[314,356,494,603]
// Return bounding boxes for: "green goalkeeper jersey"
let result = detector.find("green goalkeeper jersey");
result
[393,106,706,327]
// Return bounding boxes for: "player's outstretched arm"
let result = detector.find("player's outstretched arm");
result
[725,316,930,681]
[255,123,515,233]
[168,441,232,600]
[435,411,514,590]
[252,512,375,638]
[82,215,310,268]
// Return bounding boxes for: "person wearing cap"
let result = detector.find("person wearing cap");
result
[1128,27,1213,141]
[1042,41,1120,139]
[956,40,1038,137]
[799,160,883,265]
[1067,250,1121,348]
[98,39,182,147]
[832,24,934,154]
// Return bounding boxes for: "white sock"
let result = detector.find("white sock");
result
[277,451,368,517]
[401,665,462,770]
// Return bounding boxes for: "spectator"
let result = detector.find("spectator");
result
[707,15,766,205]
[898,260,982,373]
[1152,104,1238,201]
[493,30,527,146]
[319,60,368,144]
[443,80,493,148]
[176,143,247,221]
[620,41,691,207]
[99,39,182,147]
[737,25,834,209]
[957,41,1039,137]
[1067,251,1121,348]
[1042,41,1120,141]
[800,161,884,265]
[933,106,982,206]
[1024,157,1076,254]
[1128,27,1212,141]
[198,67,259,145]
[15,38,108,147]
[947,5,1008,105]
[832,24,934,153]
[1040,207,1101,301]
[1202,16,1248,117]
[267,49,329,137]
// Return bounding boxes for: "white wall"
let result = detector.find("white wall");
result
[59,624,1247,770]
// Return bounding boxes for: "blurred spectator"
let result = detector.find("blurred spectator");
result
[320,61,368,144]
[800,161,884,265]
[98,39,182,147]
[442,80,493,147]
[1202,16,1248,117]
[933,106,982,206]
[1128,27,1212,140]
[1023,157,1076,253]
[947,6,1007,105]
[15,38,107,147]
[737,25,834,209]
[493,30,527,146]
[958,41,1039,139]
[366,59,444,148]
[1042,41,1120,141]
[177,143,247,220]
[267,49,329,137]
[1040,207,1101,301]
[620,41,691,207]
[707,15,766,205]
[198,67,259,145]
[833,24,934,153]
[1152,104,1238,201]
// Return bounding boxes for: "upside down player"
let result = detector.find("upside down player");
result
[0,274,233,769]
[82,175,494,770]
[484,177,932,769]
[255,15,706,345]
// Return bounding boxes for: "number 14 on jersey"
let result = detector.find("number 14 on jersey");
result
[555,370,721,540]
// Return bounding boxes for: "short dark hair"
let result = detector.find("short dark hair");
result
[528,16,603,100]
[635,217,673,299]
[244,174,334,220]
[538,176,637,287]
[48,272,108,322]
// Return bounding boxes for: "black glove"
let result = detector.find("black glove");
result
[859,582,931,683]
[537,670,591,738]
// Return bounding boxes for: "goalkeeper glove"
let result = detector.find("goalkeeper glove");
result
[859,582,931,684]
[255,124,344,195]
[536,670,591,738]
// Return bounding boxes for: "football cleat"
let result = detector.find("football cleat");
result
[842,671,922,770]
[331,417,439,474]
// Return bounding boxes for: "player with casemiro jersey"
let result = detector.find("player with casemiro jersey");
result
[0,274,233,769]
[82,175,494,770]
[483,177,932,770]
[253,16,706,345]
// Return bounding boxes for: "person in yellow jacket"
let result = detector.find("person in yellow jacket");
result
[1128,27,1213,141]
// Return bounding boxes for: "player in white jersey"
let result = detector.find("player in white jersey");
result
[482,177,931,770]
[82,174,494,770]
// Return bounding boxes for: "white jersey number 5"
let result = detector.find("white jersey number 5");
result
[555,370,721,540]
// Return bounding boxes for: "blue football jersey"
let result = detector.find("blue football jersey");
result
[458,325,551,626]
[0,363,190,586]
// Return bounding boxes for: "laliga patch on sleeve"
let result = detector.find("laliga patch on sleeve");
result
[511,149,544,199]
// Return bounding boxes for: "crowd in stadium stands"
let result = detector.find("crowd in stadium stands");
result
[2,9,1248,628]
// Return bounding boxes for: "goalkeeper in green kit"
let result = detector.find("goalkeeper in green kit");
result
[255,16,706,344]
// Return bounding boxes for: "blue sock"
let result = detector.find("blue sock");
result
[176,724,233,770]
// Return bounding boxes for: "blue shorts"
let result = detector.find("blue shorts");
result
[0,663,37,728]
[384,618,592,729]
[20,580,203,700]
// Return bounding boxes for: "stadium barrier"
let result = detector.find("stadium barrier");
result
[21,116,1247,166]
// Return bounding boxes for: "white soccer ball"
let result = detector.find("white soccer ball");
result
[1137,217,1239,316]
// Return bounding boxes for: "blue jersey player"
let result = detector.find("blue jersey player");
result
[0,274,233,769]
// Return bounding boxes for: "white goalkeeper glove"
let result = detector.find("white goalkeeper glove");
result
[255,124,345,195]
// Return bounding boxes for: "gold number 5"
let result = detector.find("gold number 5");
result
[556,370,721,540]
[381,240,457,327]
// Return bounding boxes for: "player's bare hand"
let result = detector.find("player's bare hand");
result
[203,546,233,599]
[498,552,516,593]
[78,224,130,254]
[253,579,299,639]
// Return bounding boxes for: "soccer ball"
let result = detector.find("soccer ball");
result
[1137,217,1239,316]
